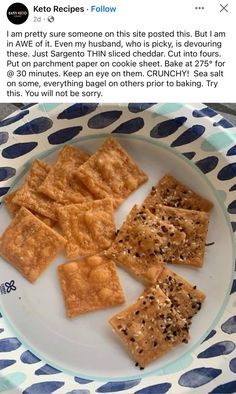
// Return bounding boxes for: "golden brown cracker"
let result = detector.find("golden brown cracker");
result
[105,205,185,284]
[4,190,54,227]
[156,265,205,324]
[4,190,20,216]
[76,137,148,207]
[151,204,209,267]
[12,160,59,221]
[109,285,189,367]
[39,145,94,204]
[0,207,66,282]
[57,198,116,258]
[144,174,213,213]
[58,255,125,318]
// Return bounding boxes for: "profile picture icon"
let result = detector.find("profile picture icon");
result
[7,3,29,24]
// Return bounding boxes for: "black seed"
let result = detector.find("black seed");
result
[142,319,145,324]
[140,366,144,370]
[130,337,135,342]
[138,349,144,354]
[205,241,215,246]
[193,285,197,289]
[118,239,123,243]
[135,252,140,258]
[135,310,140,315]
[153,341,158,347]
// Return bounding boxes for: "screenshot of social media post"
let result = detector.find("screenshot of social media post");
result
[0,1,235,394]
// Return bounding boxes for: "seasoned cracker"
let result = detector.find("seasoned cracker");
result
[4,190,55,227]
[39,145,94,204]
[156,265,205,324]
[0,207,66,282]
[76,137,148,207]
[12,160,60,221]
[109,285,189,367]
[58,255,125,318]
[144,174,213,212]
[105,205,185,283]
[151,204,209,267]
[57,198,116,258]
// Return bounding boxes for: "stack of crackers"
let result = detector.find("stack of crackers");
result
[0,137,213,369]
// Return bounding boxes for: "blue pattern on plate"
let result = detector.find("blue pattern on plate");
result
[221,316,236,334]
[96,379,141,392]
[209,380,236,393]
[20,350,41,364]
[35,364,61,375]
[14,117,53,135]
[2,142,38,159]
[150,117,187,138]
[192,108,217,118]
[195,156,219,174]
[0,337,21,352]
[0,110,29,127]
[227,146,236,156]
[23,381,64,394]
[20,104,36,110]
[134,383,171,394]
[0,359,16,370]
[213,119,234,128]
[0,132,9,145]
[58,104,98,120]
[229,184,236,191]
[0,187,10,197]
[88,111,122,129]
[171,125,205,147]
[202,330,217,343]
[197,341,235,358]
[231,280,236,294]
[229,358,236,373]
[228,201,236,214]
[0,167,16,182]
[112,118,144,134]
[181,152,196,160]
[178,367,221,387]
[0,328,4,333]
[218,163,236,180]
[48,126,83,145]
[74,377,93,384]
[128,103,156,113]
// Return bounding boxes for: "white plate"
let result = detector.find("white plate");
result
[0,103,235,394]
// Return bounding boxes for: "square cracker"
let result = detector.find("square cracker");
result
[0,207,66,283]
[12,160,60,221]
[151,204,209,267]
[39,145,94,204]
[109,285,189,367]
[144,174,213,213]
[58,255,125,318]
[105,205,185,284]
[57,198,116,258]
[76,137,148,207]
[156,265,206,324]
[4,190,55,227]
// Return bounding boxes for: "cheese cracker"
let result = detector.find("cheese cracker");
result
[144,174,213,213]
[39,145,94,204]
[76,137,148,207]
[58,255,125,318]
[57,198,116,258]
[0,207,66,282]
[109,286,189,367]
